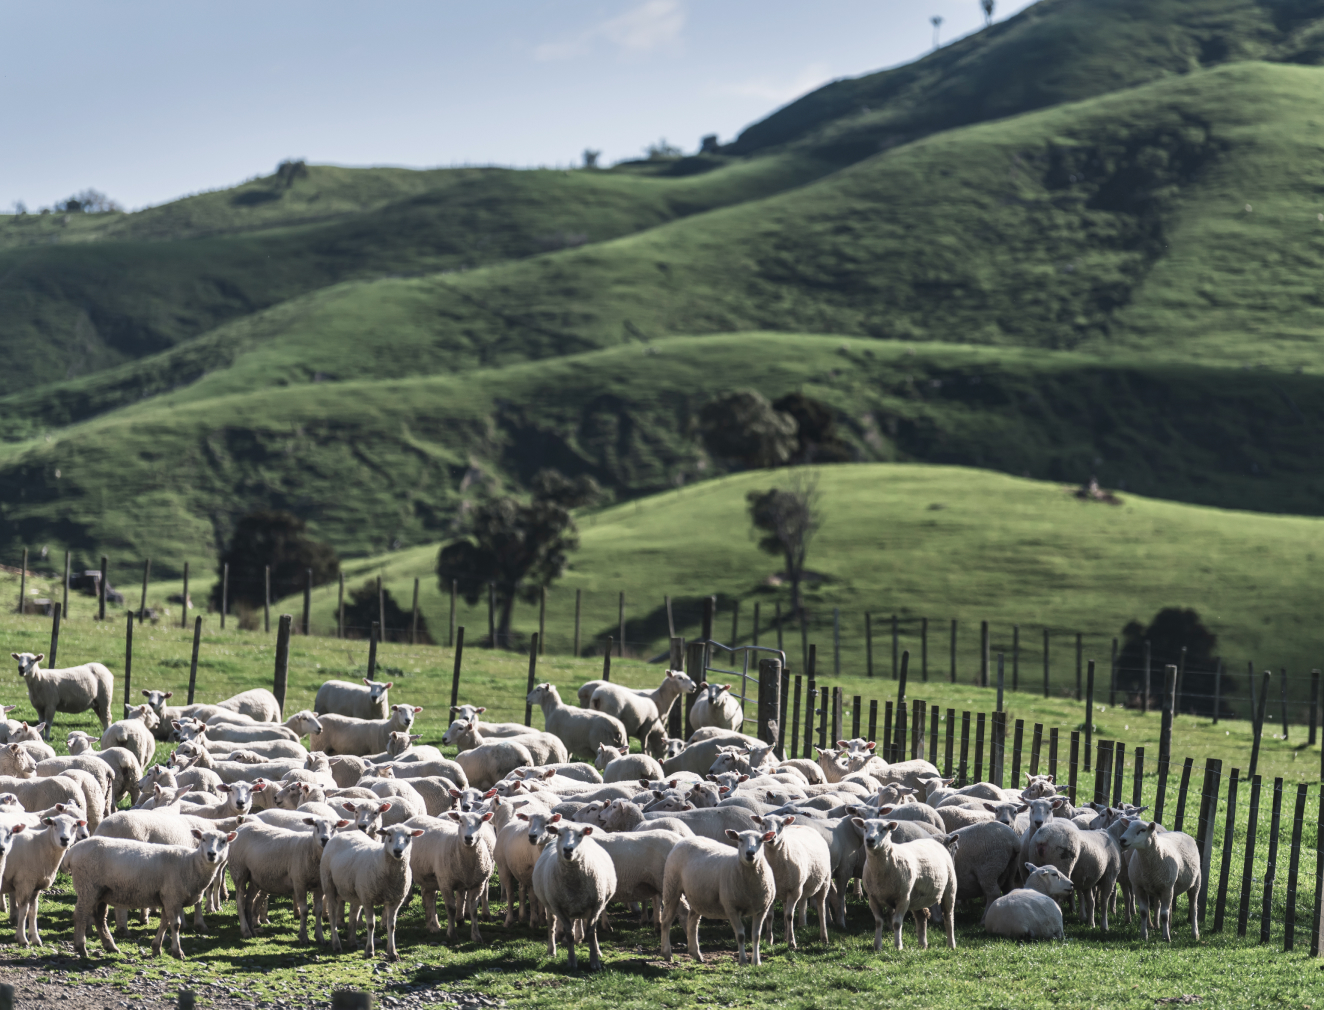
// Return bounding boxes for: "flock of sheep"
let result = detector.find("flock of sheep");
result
[0,652,1204,971]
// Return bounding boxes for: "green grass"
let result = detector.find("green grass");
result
[0,603,1319,1009]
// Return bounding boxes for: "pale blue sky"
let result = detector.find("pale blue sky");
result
[1,0,1037,211]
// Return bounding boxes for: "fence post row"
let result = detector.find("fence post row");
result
[367,622,379,679]
[272,614,292,714]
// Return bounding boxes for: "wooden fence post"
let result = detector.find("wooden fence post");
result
[929,704,940,765]
[891,689,906,761]
[1237,774,1262,937]
[411,579,420,646]
[1311,783,1323,957]
[618,592,625,658]
[1029,723,1043,776]
[996,652,1004,714]
[48,602,62,669]
[367,622,379,679]
[817,685,828,749]
[1283,782,1308,951]
[1155,663,1178,820]
[896,650,909,740]
[1043,628,1050,698]
[538,587,546,656]
[912,699,925,761]
[268,566,275,635]
[1049,727,1058,782]
[883,702,893,759]
[1194,758,1219,920]
[99,554,108,622]
[958,711,971,786]
[1132,746,1145,806]
[1068,730,1079,804]
[1174,756,1195,833]
[1260,777,1284,943]
[186,616,202,706]
[950,619,957,684]
[449,627,465,712]
[1280,667,1290,741]
[140,558,150,625]
[303,569,312,636]
[1250,670,1270,779]
[866,698,877,744]
[573,589,581,656]
[802,671,816,759]
[758,657,782,754]
[1112,742,1126,807]
[974,713,986,783]
[221,563,228,630]
[1093,740,1113,805]
[524,633,539,727]
[852,695,862,739]
[669,637,685,740]
[686,642,707,738]
[122,608,132,719]
[791,676,802,757]
[602,641,612,682]
[944,708,955,778]
[1213,768,1239,933]
[272,614,291,715]
[1084,660,1095,771]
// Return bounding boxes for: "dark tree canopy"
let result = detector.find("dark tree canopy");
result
[212,511,339,611]
[338,580,431,644]
[436,473,581,647]
[773,392,852,464]
[1116,607,1223,717]
[529,468,602,509]
[699,390,799,470]
[747,472,822,618]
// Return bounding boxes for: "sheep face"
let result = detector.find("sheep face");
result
[441,719,475,748]
[275,781,309,809]
[853,817,901,851]
[450,703,485,720]
[67,731,96,754]
[41,813,86,850]
[1024,862,1074,899]
[725,827,775,864]
[1118,819,1160,853]
[301,816,340,848]
[4,743,37,776]
[189,827,236,865]
[129,705,161,730]
[517,810,557,846]
[10,722,46,744]
[447,809,494,847]
[525,684,557,707]
[11,652,44,677]
[363,679,393,702]
[546,820,594,862]
[287,711,323,736]
[0,822,24,855]
[141,689,174,716]
[662,738,685,760]
[595,743,628,771]
[387,732,419,756]
[339,799,392,836]
[385,824,423,862]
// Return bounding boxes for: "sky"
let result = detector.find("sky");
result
[1,0,1038,212]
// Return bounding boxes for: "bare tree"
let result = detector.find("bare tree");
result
[583,149,601,169]
[931,15,944,49]
[747,472,822,620]
[982,0,995,27]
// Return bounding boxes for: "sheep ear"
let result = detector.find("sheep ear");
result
[876,805,894,815]
[410,829,424,837]
[516,813,529,822]
[225,831,238,842]
[302,817,316,825]
[9,653,17,661]
[982,802,996,812]
[724,829,739,840]
[548,813,561,823]
[447,811,461,821]
[682,802,694,810]
[413,707,423,713]
[35,654,44,663]
[191,828,203,840]
[850,817,865,829]
[739,774,749,783]
[252,782,266,791]
[448,788,461,798]
[639,779,651,788]
[762,830,776,842]
[10,823,24,833]
[835,740,848,748]
[1017,804,1028,813]
[217,784,231,793]
[545,824,560,835]
[335,819,351,828]
[378,802,393,813]
[1024,862,1038,874]
[581,825,592,836]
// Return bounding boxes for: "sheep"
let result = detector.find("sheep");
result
[778,759,827,784]
[170,742,305,785]
[6,724,56,761]
[43,741,137,811]
[517,762,602,784]
[447,736,533,792]
[595,799,694,837]
[315,679,393,720]
[532,820,617,971]
[1029,818,1122,930]
[442,718,567,766]
[11,652,114,739]
[588,670,697,752]
[1119,820,1201,942]
[409,811,496,941]
[752,814,832,949]
[448,704,536,738]
[206,710,319,744]
[179,780,265,820]
[946,819,1022,913]
[643,804,759,842]
[170,717,308,758]
[527,683,629,759]
[49,768,106,833]
[1,812,85,945]
[690,683,744,732]
[367,731,444,764]
[309,705,422,757]
[0,772,85,815]
[594,744,664,783]
[141,688,281,730]
[69,827,234,959]
[334,798,394,838]
[662,735,759,777]
[213,688,282,723]
[229,816,344,942]
[100,706,160,768]
[853,817,957,951]
[708,742,779,779]
[495,810,557,926]
[321,823,422,960]
[983,862,1076,940]
[660,829,776,966]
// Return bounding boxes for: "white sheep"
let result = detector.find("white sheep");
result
[321,823,422,960]
[690,683,744,732]
[753,814,832,949]
[101,706,161,768]
[1027,818,1122,930]
[441,718,567,766]
[309,705,422,757]
[1,812,85,945]
[983,861,1076,940]
[36,747,130,814]
[409,810,496,941]
[229,816,345,942]
[0,772,85,815]
[11,652,114,739]
[532,820,616,971]
[68,827,233,959]
[595,744,664,783]
[1119,820,1201,942]
[588,670,697,751]
[178,780,265,820]
[527,683,628,759]
[853,817,957,951]
[946,819,1022,913]
[660,828,776,966]
[315,679,393,720]
[495,809,557,926]
[453,736,535,791]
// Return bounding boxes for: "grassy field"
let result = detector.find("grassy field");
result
[0,603,1319,1009]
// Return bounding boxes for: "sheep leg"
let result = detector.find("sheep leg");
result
[867,895,886,952]
[443,888,457,940]
[1080,883,1096,927]
[384,901,401,962]
[166,903,186,960]
[913,907,930,950]
[545,914,557,958]
[943,883,956,950]
[565,916,578,972]
[730,912,748,967]
[422,887,440,933]
[361,903,376,960]
[1136,893,1151,941]
[658,890,681,960]
[815,884,830,946]
[312,890,325,946]
[294,887,309,945]
[325,886,343,953]
[235,878,254,939]
[586,915,604,972]
[1159,892,1174,943]
[1188,884,1201,941]
[685,912,704,963]
[114,906,128,934]
[348,901,362,949]
[469,887,484,943]
[891,896,910,951]
[152,913,167,958]
[480,884,490,921]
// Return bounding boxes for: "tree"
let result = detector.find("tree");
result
[773,392,852,464]
[212,511,339,611]
[747,472,822,619]
[339,580,432,644]
[699,390,799,470]
[436,471,585,648]
[1116,607,1222,716]
[583,149,601,169]
[932,14,944,48]
[982,0,995,27]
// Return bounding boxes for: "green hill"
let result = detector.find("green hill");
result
[3,333,1321,571]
